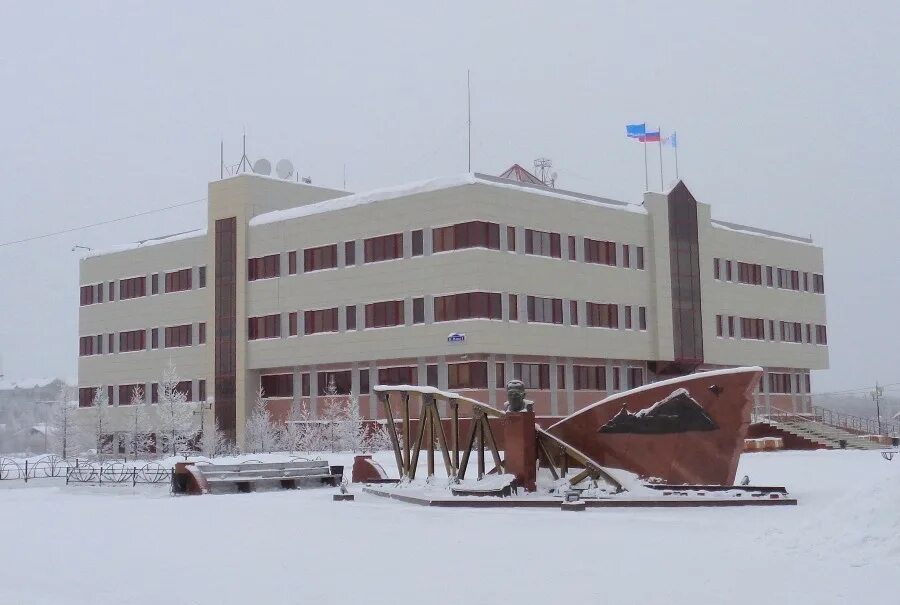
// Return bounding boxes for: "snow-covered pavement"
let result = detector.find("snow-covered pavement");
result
[1,449,897,604]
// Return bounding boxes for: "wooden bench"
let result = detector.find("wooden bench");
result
[173,460,342,495]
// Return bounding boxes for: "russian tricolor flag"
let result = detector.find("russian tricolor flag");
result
[638,131,661,143]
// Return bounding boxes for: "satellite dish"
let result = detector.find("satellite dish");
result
[252,158,271,175]
[275,159,294,180]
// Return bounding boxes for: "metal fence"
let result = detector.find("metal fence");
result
[0,455,171,486]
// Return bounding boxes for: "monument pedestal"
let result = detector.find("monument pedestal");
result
[504,410,537,492]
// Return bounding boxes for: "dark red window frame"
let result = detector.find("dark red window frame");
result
[526,296,563,324]
[260,374,293,398]
[584,238,616,266]
[119,329,146,352]
[304,245,338,272]
[248,314,281,340]
[165,324,192,348]
[432,222,500,253]
[364,233,403,263]
[364,300,405,328]
[304,308,339,335]
[525,229,561,258]
[165,268,192,292]
[574,365,607,390]
[447,362,488,389]
[513,363,550,390]
[434,292,502,322]
[248,254,280,281]
[586,302,619,328]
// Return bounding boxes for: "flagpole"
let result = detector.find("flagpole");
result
[674,131,679,180]
[643,139,648,191]
[658,125,664,191]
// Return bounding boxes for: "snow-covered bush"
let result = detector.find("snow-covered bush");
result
[156,363,197,456]
[243,388,280,453]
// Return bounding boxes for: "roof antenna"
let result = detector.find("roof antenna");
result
[236,130,252,174]
[467,69,472,173]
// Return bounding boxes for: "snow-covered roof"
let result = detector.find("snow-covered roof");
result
[251,172,645,227]
[0,377,61,391]
[83,228,206,259]
[711,219,814,246]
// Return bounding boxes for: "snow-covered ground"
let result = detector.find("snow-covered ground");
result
[1,449,897,604]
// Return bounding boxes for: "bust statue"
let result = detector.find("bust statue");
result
[504,379,534,413]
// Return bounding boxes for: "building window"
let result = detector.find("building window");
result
[345,306,357,331]
[815,324,828,345]
[506,226,516,252]
[639,306,647,330]
[434,292,502,321]
[198,323,206,345]
[165,268,192,292]
[78,336,96,357]
[813,273,825,294]
[248,314,281,340]
[525,229,561,258]
[779,321,803,343]
[165,324,192,348]
[119,276,146,300]
[175,380,193,402]
[636,246,645,270]
[737,262,762,285]
[766,266,774,287]
[304,308,339,335]
[108,333,114,353]
[584,238,617,266]
[768,372,792,394]
[151,274,159,295]
[364,233,403,263]
[805,323,812,343]
[432,221,500,253]
[624,305,632,329]
[716,315,724,337]
[319,371,352,395]
[248,254,281,281]
[612,366,621,390]
[495,363,505,389]
[777,268,800,291]
[151,383,159,403]
[304,244,338,272]
[260,374,293,398]
[574,365,606,390]
[377,367,417,387]
[108,281,115,301]
[447,362,488,389]
[725,260,733,281]
[740,317,765,340]
[727,316,735,338]
[359,369,370,393]
[526,296,563,324]
[96,334,103,354]
[301,373,310,397]
[557,365,566,389]
[513,363,550,390]
[412,297,425,324]
[768,320,776,341]
[628,367,644,389]
[119,329,146,352]
[568,236,576,261]
[151,328,159,349]
[199,380,207,402]
[509,294,518,321]
[623,244,630,268]
[79,285,96,306]
[569,300,578,326]
[364,300,405,328]
[198,266,206,288]
[344,241,356,266]
[118,384,143,406]
[288,251,297,275]
[78,387,95,408]
[427,365,439,388]
[289,312,298,336]
[586,302,618,328]
[803,272,809,291]
[411,230,424,256]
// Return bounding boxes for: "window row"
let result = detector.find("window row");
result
[78,380,206,407]
[767,372,810,395]
[79,323,207,356]
[247,295,650,339]
[713,258,824,294]
[80,267,205,306]
[715,315,827,345]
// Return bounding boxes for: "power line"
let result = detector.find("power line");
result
[0,196,207,249]
[813,382,900,397]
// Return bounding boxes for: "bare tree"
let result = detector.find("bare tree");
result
[84,387,110,459]
[119,386,153,459]
[200,417,231,457]
[281,399,326,453]
[47,382,77,458]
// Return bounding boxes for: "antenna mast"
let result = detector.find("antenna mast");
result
[236,131,252,174]
[467,69,472,173]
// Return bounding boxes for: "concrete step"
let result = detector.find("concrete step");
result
[763,418,883,450]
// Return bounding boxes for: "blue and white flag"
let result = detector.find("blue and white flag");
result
[626,123,646,138]
[663,131,678,148]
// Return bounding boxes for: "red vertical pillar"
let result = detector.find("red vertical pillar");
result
[504,411,537,492]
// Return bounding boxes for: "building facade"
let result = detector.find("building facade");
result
[77,172,828,446]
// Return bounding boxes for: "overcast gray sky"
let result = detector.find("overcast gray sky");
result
[0,1,897,394]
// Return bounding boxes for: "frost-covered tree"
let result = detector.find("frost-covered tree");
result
[47,382,77,458]
[366,420,394,453]
[281,399,326,453]
[119,386,153,459]
[200,418,231,458]
[156,363,197,456]
[244,387,280,453]
[318,376,372,452]
[84,387,111,459]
